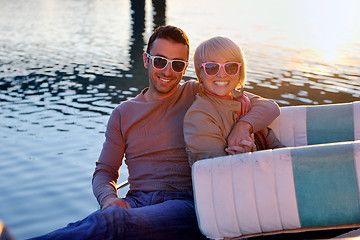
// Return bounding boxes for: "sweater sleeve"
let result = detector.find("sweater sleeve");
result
[92,107,125,205]
[184,108,227,167]
[240,92,280,133]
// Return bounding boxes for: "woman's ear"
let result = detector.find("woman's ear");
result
[235,81,244,93]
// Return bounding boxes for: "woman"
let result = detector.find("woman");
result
[184,36,284,166]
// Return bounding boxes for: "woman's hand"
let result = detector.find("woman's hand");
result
[225,133,256,154]
[226,121,256,154]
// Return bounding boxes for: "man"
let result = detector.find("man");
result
[31,25,279,240]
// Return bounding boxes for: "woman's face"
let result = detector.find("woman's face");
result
[199,54,240,97]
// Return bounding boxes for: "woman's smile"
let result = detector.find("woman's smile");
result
[214,80,229,86]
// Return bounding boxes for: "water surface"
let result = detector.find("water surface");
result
[0,0,359,238]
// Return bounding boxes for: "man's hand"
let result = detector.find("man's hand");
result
[101,195,131,211]
[226,121,256,154]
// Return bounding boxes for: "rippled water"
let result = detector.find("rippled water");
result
[1,0,360,239]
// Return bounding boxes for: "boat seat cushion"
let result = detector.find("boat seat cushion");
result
[268,101,360,147]
[192,141,360,239]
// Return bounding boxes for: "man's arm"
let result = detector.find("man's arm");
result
[227,92,280,149]
[92,109,125,209]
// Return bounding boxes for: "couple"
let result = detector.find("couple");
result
[30,25,281,240]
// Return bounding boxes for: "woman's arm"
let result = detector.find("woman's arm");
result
[184,109,227,166]
[227,92,280,150]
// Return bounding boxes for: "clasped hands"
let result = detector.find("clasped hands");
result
[225,120,257,155]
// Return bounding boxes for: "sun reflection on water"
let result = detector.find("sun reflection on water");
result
[291,0,360,65]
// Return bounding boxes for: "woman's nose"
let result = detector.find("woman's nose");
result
[217,66,227,77]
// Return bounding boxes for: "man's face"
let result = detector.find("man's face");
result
[143,38,188,100]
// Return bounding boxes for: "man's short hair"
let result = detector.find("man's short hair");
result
[146,25,190,58]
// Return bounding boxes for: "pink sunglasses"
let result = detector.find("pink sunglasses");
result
[200,62,241,76]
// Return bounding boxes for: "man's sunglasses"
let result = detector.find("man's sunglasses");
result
[200,62,241,76]
[146,53,188,73]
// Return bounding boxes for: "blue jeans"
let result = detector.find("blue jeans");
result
[29,191,207,240]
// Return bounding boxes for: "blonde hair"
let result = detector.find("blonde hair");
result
[194,36,246,90]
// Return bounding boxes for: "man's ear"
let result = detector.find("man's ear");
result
[143,52,149,69]
[182,65,188,74]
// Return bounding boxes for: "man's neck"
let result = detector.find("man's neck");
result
[143,87,178,102]
[143,89,158,102]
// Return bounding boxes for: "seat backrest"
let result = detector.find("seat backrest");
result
[268,101,360,147]
[192,141,360,239]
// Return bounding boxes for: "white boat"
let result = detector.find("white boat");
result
[193,101,360,239]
